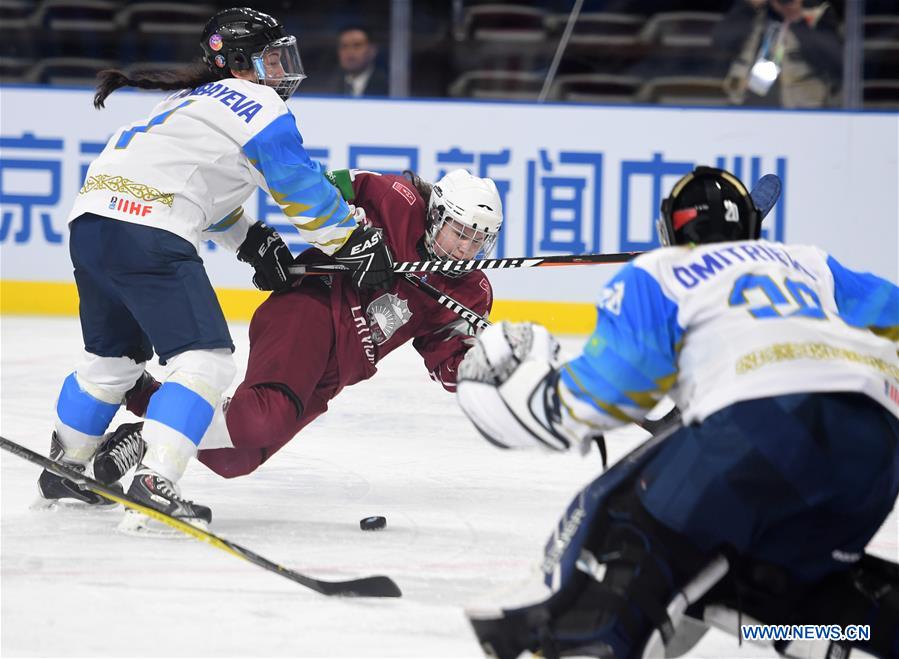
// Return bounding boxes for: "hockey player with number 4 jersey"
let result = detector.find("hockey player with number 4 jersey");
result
[457,166,899,658]
[38,7,394,532]
[92,168,502,484]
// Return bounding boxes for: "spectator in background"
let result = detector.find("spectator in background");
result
[327,24,389,97]
[713,0,843,108]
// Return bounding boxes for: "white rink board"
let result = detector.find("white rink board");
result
[1,85,897,304]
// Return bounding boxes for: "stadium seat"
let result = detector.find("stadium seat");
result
[863,14,899,45]
[448,69,544,100]
[638,75,729,106]
[457,4,548,44]
[863,80,899,109]
[1,0,38,59]
[31,0,116,31]
[0,0,36,29]
[640,11,723,49]
[547,12,644,48]
[550,73,641,103]
[30,0,117,59]
[0,56,35,83]
[24,57,115,86]
[115,3,215,35]
[123,61,186,76]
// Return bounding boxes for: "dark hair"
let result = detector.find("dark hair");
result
[93,63,223,109]
[337,23,375,42]
[403,170,432,202]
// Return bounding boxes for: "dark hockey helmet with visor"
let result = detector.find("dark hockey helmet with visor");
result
[658,166,761,246]
[200,7,306,100]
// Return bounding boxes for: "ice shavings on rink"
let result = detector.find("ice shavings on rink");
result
[2,316,896,657]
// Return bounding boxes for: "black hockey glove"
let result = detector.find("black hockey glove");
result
[332,225,396,290]
[236,222,296,292]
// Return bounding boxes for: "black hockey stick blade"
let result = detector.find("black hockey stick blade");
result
[0,436,402,598]
[639,406,682,436]
[750,174,782,220]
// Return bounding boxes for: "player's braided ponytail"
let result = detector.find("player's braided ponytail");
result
[93,64,221,109]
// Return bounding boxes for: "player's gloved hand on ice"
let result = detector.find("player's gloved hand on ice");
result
[457,321,573,452]
[332,214,395,290]
[237,222,297,292]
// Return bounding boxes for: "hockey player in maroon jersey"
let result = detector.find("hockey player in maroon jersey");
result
[92,168,503,485]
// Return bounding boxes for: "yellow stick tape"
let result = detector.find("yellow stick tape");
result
[1,280,597,334]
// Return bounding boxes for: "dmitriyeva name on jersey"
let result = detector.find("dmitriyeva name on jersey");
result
[188,83,262,123]
[673,243,816,289]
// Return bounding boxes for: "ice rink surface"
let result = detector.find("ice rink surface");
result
[2,316,897,658]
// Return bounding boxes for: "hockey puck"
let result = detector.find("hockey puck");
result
[360,516,387,531]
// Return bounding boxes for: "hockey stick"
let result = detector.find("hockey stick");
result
[401,272,490,331]
[288,250,638,277]
[0,436,402,598]
[289,173,782,279]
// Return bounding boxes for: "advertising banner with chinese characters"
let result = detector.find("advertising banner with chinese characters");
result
[1,86,897,331]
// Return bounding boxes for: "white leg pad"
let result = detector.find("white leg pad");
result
[74,352,146,404]
[164,349,235,406]
[197,399,234,450]
[141,419,197,482]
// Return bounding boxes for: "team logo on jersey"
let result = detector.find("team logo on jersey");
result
[208,34,223,51]
[366,293,412,345]
[885,380,899,407]
[108,196,153,217]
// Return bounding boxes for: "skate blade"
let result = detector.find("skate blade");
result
[30,493,119,512]
[117,508,209,537]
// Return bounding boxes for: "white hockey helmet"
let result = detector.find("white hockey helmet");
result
[425,169,503,270]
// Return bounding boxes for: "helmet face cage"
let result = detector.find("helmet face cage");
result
[426,205,498,267]
[658,167,760,246]
[424,171,503,276]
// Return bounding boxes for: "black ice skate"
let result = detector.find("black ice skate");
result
[34,432,118,509]
[119,466,212,534]
[93,422,146,484]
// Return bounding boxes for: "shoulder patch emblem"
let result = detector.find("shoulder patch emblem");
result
[391,181,416,206]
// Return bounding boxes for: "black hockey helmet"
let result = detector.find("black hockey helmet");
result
[200,7,305,99]
[658,166,761,246]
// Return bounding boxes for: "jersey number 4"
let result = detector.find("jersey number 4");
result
[729,274,826,320]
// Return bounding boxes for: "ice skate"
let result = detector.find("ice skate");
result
[93,422,146,484]
[32,432,119,510]
[118,465,211,535]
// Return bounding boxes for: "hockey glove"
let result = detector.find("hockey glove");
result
[236,222,296,292]
[457,321,575,452]
[332,224,396,290]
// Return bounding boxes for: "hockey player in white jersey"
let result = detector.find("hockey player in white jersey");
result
[37,7,394,531]
[457,166,899,658]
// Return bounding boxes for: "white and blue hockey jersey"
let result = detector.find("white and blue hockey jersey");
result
[558,240,899,435]
[69,78,356,254]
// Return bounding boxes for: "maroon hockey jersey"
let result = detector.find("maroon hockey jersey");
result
[296,172,493,392]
